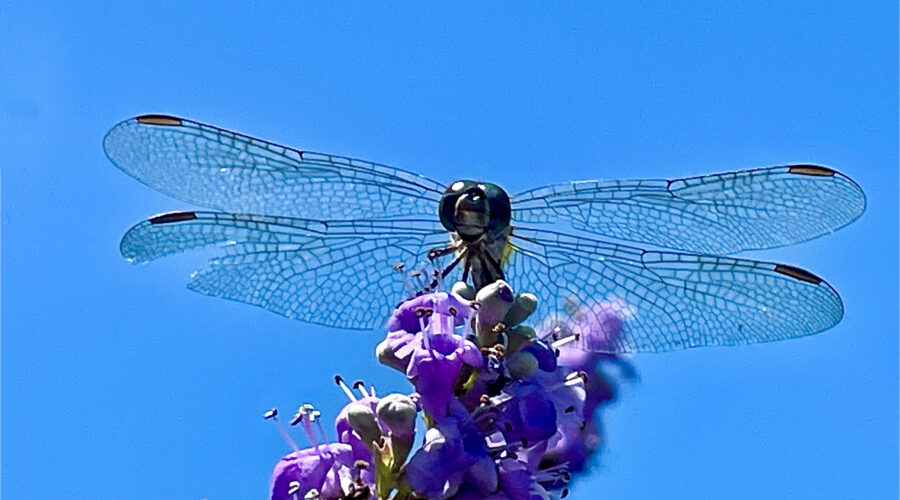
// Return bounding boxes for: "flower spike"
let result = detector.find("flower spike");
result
[268,284,632,499]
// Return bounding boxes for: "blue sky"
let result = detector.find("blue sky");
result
[2,2,897,499]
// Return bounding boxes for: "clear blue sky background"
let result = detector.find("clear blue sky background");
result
[2,3,897,499]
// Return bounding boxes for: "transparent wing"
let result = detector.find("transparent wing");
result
[121,211,452,329]
[104,115,445,219]
[511,166,865,254]
[505,226,843,353]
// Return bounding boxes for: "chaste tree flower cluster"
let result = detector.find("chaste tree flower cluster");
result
[267,280,634,500]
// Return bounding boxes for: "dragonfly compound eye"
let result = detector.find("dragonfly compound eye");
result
[481,182,511,232]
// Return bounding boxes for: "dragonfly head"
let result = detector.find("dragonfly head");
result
[440,180,511,242]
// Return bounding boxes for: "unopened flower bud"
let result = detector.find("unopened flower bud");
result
[376,336,409,372]
[506,324,536,353]
[476,280,515,325]
[452,281,476,300]
[476,281,515,345]
[504,293,538,327]
[377,393,418,468]
[506,350,539,379]
[376,394,417,439]
[346,403,382,447]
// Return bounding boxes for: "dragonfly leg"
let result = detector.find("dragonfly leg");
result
[427,243,461,261]
[461,258,472,284]
[425,247,468,292]
[482,249,506,281]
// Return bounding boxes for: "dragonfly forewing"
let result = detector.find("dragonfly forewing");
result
[511,166,865,254]
[104,116,445,220]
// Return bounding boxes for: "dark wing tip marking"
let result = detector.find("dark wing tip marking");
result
[788,165,836,177]
[149,211,197,225]
[135,114,183,126]
[774,264,823,284]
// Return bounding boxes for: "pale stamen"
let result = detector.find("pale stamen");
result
[315,418,329,444]
[264,408,300,453]
[533,464,572,491]
[334,375,357,402]
[418,263,430,290]
[352,380,368,399]
[551,333,580,350]
[461,310,473,349]
[409,270,426,292]
[292,404,320,449]
[419,315,431,352]
[393,263,415,297]
[541,326,565,343]
[547,371,588,392]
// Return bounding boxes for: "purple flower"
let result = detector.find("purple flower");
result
[376,329,418,373]
[403,293,482,419]
[523,339,557,372]
[407,332,482,418]
[386,291,473,334]
[555,299,627,367]
[453,458,558,500]
[405,420,470,498]
[269,443,354,500]
[494,458,551,500]
[493,381,557,446]
[405,403,493,499]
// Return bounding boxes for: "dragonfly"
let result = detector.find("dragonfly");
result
[104,115,866,353]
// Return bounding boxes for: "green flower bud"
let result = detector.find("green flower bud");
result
[376,394,418,469]
[347,403,382,446]
[506,324,536,353]
[475,280,515,326]
[376,394,417,439]
[376,337,408,372]
[475,280,515,345]
[506,350,539,379]
[451,281,476,300]
[504,293,538,326]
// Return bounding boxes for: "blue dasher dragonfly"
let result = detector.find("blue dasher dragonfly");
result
[105,115,865,353]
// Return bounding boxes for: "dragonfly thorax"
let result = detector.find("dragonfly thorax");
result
[439,180,511,242]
